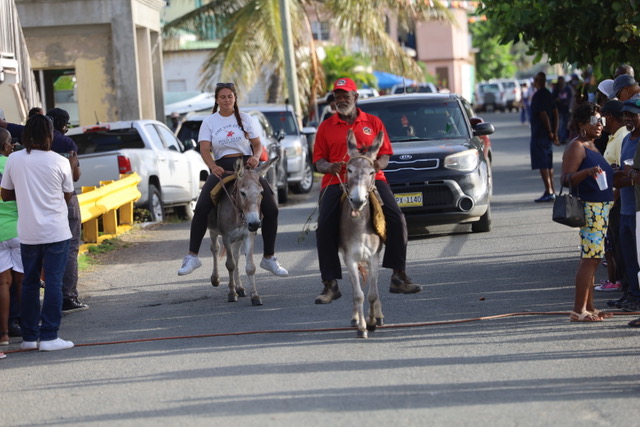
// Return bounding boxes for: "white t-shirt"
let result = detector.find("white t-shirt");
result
[198,111,258,160]
[1,149,74,244]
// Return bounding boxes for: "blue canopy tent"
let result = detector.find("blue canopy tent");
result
[372,71,415,90]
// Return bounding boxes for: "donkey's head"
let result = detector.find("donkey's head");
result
[345,130,383,215]
[233,156,278,232]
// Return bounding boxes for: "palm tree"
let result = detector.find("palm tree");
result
[163,0,451,116]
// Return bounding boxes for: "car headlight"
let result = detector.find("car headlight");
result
[444,149,479,172]
[285,145,302,158]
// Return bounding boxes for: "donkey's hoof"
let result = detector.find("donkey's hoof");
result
[227,294,238,302]
[237,289,246,297]
[211,277,220,287]
[251,296,263,306]
[376,317,384,326]
[356,330,368,339]
[350,319,358,327]
[366,322,377,332]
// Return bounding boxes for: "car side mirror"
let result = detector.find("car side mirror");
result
[302,126,317,135]
[473,122,495,136]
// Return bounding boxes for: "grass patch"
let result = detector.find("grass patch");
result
[78,238,132,271]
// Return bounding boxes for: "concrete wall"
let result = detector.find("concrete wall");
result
[15,0,165,125]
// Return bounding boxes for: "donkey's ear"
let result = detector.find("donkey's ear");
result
[369,131,384,159]
[257,155,278,177]
[347,129,358,157]
[234,157,245,176]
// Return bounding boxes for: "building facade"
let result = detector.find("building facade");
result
[15,0,166,125]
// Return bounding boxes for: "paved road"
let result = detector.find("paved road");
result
[2,112,639,426]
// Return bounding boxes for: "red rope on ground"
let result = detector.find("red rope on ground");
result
[4,311,639,355]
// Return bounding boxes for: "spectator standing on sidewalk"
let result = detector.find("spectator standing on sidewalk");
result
[596,100,628,294]
[0,128,23,350]
[0,114,75,351]
[560,102,614,322]
[530,72,560,202]
[0,109,88,313]
[611,99,640,312]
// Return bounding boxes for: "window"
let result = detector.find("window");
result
[311,21,330,41]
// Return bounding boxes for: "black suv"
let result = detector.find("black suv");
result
[358,93,495,234]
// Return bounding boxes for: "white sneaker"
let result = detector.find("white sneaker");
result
[178,254,202,276]
[260,256,288,277]
[39,338,74,351]
[20,341,38,350]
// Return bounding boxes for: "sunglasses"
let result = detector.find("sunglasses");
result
[588,116,605,126]
[216,82,235,88]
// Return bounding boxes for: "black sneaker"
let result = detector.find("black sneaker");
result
[62,297,89,313]
[8,319,22,337]
[607,294,628,308]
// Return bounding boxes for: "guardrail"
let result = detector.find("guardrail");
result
[78,173,141,253]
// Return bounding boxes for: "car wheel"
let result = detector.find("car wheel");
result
[176,200,195,220]
[291,159,314,194]
[472,204,491,233]
[147,184,164,222]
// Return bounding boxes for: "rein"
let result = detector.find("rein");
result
[220,176,245,223]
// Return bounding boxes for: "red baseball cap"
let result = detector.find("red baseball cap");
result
[333,78,357,92]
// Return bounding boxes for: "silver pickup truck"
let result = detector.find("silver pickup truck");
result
[66,120,209,221]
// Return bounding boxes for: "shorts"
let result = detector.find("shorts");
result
[0,237,23,273]
[530,135,553,170]
[580,201,612,259]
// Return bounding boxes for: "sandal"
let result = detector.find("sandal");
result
[0,352,5,359]
[0,332,8,346]
[591,310,613,319]
[570,311,602,322]
[628,317,640,327]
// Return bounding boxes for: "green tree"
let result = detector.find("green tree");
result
[163,0,452,115]
[469,19,517,81]
[480,0,640,78]
[321,46,376,93]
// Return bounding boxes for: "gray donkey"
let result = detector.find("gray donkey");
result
[208,157,278,306]
[340,129,385,338]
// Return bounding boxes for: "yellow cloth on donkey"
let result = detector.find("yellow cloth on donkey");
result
[210,174,238,204]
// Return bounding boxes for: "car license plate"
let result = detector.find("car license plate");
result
[394,192,423,207]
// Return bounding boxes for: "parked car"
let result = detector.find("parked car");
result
[499,78,522,111]
[390,82,438,94]
[358,93,495,234]
[475,81,507,112]
[246,104,316,194]
[175,110,289,204]
[66,120,210,221]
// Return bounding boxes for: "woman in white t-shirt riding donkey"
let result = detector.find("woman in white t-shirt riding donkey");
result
[178,83,288,278]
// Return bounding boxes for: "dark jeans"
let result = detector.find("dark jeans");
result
[21,239,70,342]
[619,214,639,298]
[189,156,278,256]
[62,194,80,299]
[316,182,407,282]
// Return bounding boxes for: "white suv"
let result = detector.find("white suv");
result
[246,104,316,194]
[499,79,522,112]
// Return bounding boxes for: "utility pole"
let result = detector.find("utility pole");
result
[279,0,302,126]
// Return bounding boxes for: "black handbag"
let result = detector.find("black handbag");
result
[552,185,585,227]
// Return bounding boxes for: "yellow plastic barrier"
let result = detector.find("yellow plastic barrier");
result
[77,173,141,253]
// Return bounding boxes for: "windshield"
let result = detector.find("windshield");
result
[261,111,298,136]
[393,85,434,94]
[359,99,470,143]
[69,129,145,154]
[479,84,501,93]
[176,120,202,144]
